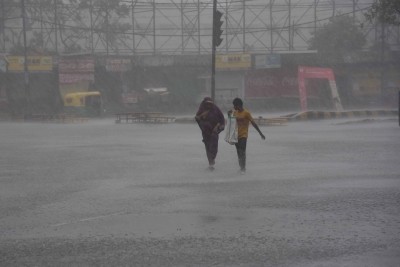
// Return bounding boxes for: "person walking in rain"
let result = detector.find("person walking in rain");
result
[228,97,265,174]
[195,97,225,170]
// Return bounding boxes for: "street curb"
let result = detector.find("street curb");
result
[175,110,398,124]
[175,117,288,126]
[282,110,398,121]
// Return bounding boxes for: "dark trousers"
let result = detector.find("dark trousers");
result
[235,137,247,170]
[203,133,219,165]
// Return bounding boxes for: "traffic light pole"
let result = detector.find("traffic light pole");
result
[21,0,31,119]
[211,0,217,102]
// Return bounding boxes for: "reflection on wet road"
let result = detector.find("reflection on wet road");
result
[1,119,399,266]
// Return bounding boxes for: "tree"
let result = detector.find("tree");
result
[365,0,400,25]
[308,15,366,64]
[51,0,131,54]
[72,0,131,54]
[3,0,131,54]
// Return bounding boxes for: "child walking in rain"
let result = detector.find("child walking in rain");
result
[228,98,265,174]
[195,97,225,170]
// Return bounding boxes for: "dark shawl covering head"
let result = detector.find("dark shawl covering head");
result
[196,97,213,116]
[195,97,225,136]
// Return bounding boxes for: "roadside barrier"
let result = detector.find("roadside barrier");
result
[29,114,89,123]
[283,110,398,121]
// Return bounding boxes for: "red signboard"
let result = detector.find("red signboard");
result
[59,57,95,84]
[59,73,94,84]
[245,69,302,98]
[59,58,94,73]
[106,58,131,72]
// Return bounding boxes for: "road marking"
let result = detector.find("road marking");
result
[51,212,126,227]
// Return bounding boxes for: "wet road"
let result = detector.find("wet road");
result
[1,118,399,266]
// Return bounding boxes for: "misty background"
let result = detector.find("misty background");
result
[0,0,399,117]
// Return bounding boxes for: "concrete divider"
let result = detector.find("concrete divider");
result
[282,110,398,121]
[175,109,398,125]
[175,116,288,126]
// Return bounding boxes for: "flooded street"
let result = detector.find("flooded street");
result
[1,118,399,266]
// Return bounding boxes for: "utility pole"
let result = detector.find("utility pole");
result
[380,19,385,108]
[1,0,5,51]
[21,0,30,118]
[90,0,94,54]
[54,0,58,54]
[132,0,135,55]
[153,0,156,55]
[105,2,109,56]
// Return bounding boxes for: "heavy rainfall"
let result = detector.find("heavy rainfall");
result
[0,0,400,266]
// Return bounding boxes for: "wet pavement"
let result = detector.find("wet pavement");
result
[0,118,399,266]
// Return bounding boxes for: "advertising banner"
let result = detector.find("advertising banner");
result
[350,71,380,96]
[216,53,251,70]
[254,54,281,69]
[245,69,300,98]
[245,71,281,98]
[121,92,139,104]
[59,73,95,84]
[59,58,94,73]
[106,58,131,72]
[59,57,94,84]
[7,56,53,72]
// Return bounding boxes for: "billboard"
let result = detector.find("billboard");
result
[105,58,131,72]
[58,58,94,73]
[254,54,281,69]
[245,69,300,98]
[59,58,94,84]
[7,56,53,72]
[216,53,251,70]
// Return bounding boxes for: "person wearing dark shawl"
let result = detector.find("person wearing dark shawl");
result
[195,97,225,170]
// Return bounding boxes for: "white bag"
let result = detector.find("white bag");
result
[224,115,238,144]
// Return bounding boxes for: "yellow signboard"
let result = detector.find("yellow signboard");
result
[216,53,251,70]
[7,56,53,72]
[351,71,381,96]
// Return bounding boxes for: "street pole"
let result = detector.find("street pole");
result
[211,0,216,102]
[21,0,30,118]
[54,0,58,54]
[380,21,385,106]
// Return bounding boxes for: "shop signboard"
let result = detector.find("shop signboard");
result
[121,92,138,104]
[254,54,281,69]
[216,53,251,70]
[245,69,299,98]
[59,57,94,84]
[7,56,53,72]
[106,58,131,72]
[59,58,94,73]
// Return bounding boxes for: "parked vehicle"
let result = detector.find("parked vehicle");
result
[63,91,103,116]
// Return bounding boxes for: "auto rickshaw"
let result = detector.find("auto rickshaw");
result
[63,91,103,116]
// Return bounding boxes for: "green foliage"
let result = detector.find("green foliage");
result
[308,15,366,64]
[365,0,400,25]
